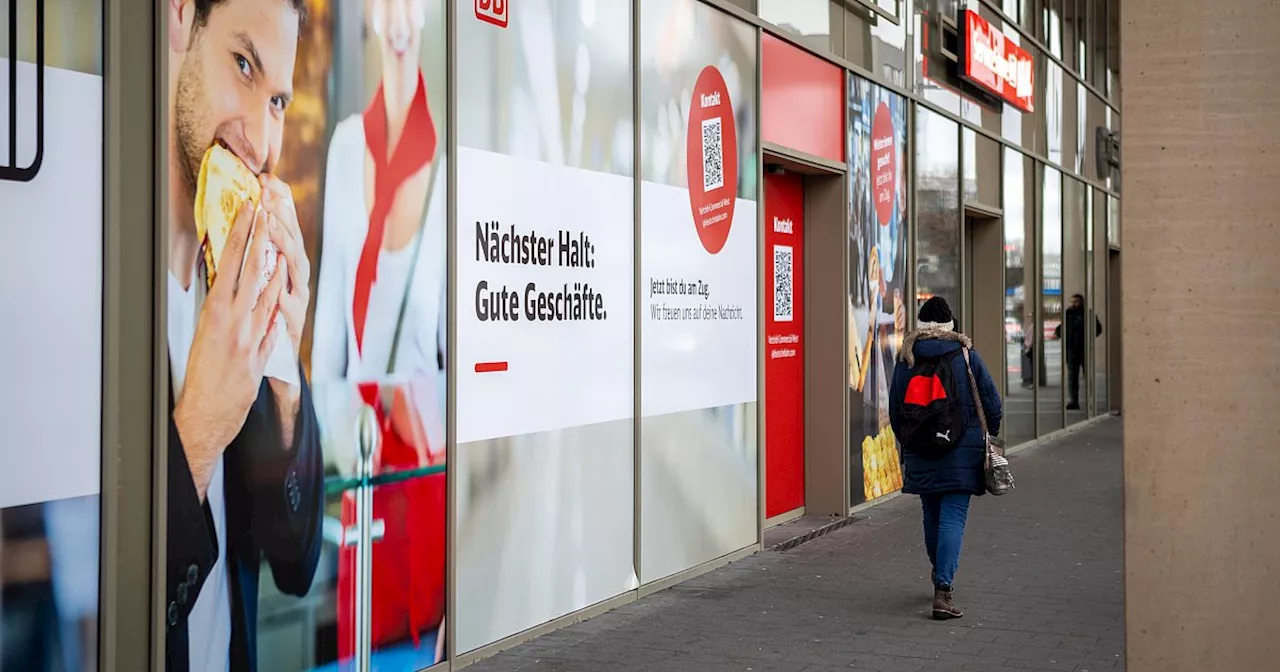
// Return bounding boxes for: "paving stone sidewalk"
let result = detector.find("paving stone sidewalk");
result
[467,420,1125,672]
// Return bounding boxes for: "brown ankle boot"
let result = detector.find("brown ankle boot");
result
[932,588,964,620]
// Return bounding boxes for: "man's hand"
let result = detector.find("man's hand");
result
[175,203,287,501]
[260,175,312,358]
[260,175,311,450]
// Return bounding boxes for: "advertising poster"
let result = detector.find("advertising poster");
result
[847,73,908,505]
[1,1,103,669]
[454,0,636,654]
[639,0,759,584]
[161,0,449,668]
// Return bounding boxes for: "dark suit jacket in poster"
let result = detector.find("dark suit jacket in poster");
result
[165,368,324,672]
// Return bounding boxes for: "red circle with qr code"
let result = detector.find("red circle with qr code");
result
[686,65,738,255]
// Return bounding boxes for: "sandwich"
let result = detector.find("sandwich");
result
[193,144,279,301]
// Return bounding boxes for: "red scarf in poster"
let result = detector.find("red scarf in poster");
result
[338,74,445,660]
[352,73,437,369]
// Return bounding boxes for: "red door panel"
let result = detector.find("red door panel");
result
[764,172,806,519]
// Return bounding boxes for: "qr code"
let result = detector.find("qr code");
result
[701,117,724,192]
[773,244,793,322]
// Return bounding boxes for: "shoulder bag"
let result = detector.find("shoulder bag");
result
[961,348,1015,496]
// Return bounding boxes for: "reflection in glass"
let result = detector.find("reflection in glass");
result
[1092,0,1109,89]
[914,2,962,114]
[1062,177,1089,424]
[1000,20,1026,145]
[1039,166,1064,435]
[1106,0,1119,98]
[846,0,909,87]
[1,496,101,672]
[1048,0,1062,59]
[1046,61,1064,165]
[1075,0,1087,74]
[1077,82,1088,174]
[915,109,961,321]
[1094,188,1110,416]
[963,128,977,203]
[1003,148,1037,446]
[759,0,833,55]
[1108,193,1120,247]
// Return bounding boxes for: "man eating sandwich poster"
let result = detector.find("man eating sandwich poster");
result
[162,0,323,670]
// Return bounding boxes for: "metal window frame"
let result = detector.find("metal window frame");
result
[100,0,162,667]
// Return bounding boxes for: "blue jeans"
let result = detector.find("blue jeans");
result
[920,493,972,590]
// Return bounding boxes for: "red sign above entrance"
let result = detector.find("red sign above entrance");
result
[962,10,1034,113]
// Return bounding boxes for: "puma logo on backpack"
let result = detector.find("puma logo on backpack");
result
[900,350,966,451]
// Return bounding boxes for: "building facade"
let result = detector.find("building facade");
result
[0,0,1120,670]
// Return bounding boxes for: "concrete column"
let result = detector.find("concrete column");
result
[1123,2,1280,670]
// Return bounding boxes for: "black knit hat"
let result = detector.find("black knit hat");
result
[917,296,954,326]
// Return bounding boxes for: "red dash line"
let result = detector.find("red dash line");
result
[475,361,509,373]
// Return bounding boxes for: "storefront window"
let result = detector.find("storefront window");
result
[760,0,837,57]
[2,1,104,670]
[641,0,762,591]
[914,0,962,114]
[1063,0,1075,76]
[1075,0,1088,75]
[1048,0,1062,59]
[964,128,1001,208]
[1039,166,1065,435]
[1077,82,1088,175]
[1046,60,1065,166]
[846,1,909,88]
[1109,193,1120,248]
[1092,0,1108,91]
[959,4,1010,134]
[916,109,961,321]
[1004,149,1037,446]
[1062,177,1089,424]
[1106,0,1119,99]
[1062,75,1078,173]
[1000,27,1035,149]
[848,74,909,505]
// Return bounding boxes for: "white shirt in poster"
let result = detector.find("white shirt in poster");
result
[167,271,232,672]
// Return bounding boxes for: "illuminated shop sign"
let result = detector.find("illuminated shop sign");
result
[962,9,1034,113]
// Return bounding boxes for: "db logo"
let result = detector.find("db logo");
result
[475,0,508,27]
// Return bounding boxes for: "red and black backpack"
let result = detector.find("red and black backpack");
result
[900,349,966,451]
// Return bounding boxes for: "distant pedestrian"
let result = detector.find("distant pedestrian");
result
[1054,293,1102,410]
[889,297,1004,620]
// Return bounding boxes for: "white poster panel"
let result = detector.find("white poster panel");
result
[456,147,634,443]
[640,183,757,417]
[0,60,103,509]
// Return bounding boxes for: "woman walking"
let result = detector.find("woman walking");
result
[889,297,1003,620]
